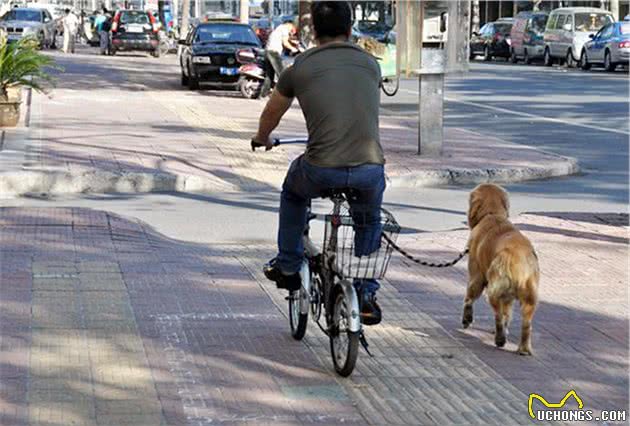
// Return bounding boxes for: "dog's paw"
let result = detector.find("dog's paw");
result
[462,305,473,328]
[495,332,507,348]
[517,346,533,356]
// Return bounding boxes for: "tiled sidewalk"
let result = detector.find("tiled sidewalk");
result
[1,207,627,425]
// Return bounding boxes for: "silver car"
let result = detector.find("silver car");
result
[581,21,630,71]
[0,7,58,49]
[543,7,614,67]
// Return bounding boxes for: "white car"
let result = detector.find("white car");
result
[0,7,58,49]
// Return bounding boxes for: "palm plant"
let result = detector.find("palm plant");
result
[0,37,57,100]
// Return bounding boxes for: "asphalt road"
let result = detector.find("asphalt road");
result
[7,51,629,244]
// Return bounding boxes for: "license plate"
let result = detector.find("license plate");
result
[126,24,143,33]
[220,67,238,76]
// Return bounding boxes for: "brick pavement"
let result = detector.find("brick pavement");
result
[1,206,627,425]
[0,51,577,196]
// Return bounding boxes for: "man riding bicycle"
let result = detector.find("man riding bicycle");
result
[251,1,385,325]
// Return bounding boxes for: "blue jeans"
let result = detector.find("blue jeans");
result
[277,155,385,294]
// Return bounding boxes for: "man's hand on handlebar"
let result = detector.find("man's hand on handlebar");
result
[251,135,274,152]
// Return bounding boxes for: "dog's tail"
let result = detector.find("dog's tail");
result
[486,248,539,304]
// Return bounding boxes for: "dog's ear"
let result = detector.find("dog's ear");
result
[499,186,510,217]
[468,190,481,229]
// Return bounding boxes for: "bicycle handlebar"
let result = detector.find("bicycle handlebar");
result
[250,138,308,151]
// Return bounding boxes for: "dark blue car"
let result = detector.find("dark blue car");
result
[581,21,630,71]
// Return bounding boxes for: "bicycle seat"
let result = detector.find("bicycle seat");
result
[320,188,359,200]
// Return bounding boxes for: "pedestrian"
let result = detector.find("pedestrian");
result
[265,16,299,82]
[62,9,79,54]
[95,8,110,55]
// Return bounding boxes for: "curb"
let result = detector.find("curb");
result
[0,156,579,196]
[0,169,236,197]
[386,157,580,188]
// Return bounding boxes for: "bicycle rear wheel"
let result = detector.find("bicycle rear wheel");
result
[329,288,359,377]
[289,289,308,340]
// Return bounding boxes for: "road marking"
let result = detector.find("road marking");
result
[398,89,629,136]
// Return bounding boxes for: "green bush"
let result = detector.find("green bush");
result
[0,36,58,100]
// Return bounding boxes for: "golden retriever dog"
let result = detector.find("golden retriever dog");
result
[462,184,539,355]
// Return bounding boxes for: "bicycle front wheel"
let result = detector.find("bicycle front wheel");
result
[329,288,359,377]
[289,289,308,340]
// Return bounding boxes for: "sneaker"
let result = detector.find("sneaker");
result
[263,258,301,291]
[360,292,382,326]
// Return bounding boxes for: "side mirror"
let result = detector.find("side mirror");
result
[588,33,595,39]
[472,31,479,37]
[439,12,447,33]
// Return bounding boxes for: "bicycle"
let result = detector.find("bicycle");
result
[251,138,400,377]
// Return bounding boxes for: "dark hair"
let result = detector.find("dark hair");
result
[311,1,352,40]
[65,8,70,14]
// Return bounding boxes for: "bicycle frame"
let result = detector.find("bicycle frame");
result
[302,199,361,334]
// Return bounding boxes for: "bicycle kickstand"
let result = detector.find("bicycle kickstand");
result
[359,331,373,357]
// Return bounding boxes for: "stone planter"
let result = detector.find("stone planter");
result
[0,87,22,127]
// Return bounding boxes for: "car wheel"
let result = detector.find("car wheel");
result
[469,46,475,61]
[544,48,553,67]
[510,49,518,63]
[151,48,160,58]
[109,48,117,56]
[181,70,189,86]
[565,50,575,68]
[50,31,57,49]
[483,46,492,61]
[37,32,45,49]
[523,49,532,65]
[580,50,591,70]
[604,50,616,72]
[187,65,199,90]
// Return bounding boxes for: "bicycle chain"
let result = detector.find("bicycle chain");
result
[382,233,469,268]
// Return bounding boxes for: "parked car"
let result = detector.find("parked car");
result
[353,20,392,42]
[510,11,548,64]
[250,17,272,44]
[581,21,630,71]
[0,7,57,48]
[179,22,261,90]
[470,18,514,61]
[543,7,614,67]
[111,9,161,57]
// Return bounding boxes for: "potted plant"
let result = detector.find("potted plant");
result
[0,37,56,127]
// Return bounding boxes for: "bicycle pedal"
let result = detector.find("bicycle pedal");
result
[359,332,373,357]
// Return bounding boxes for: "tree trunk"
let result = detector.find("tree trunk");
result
[298,0,314,48]
[472,0,480,34]
[180,0,190,38]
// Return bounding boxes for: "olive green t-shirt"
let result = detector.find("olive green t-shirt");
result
[276,42,385,168]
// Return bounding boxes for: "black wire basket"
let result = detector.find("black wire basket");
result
[323,201,400,280]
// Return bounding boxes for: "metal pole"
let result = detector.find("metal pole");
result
[239,0,248,23]
[418,74,444,156]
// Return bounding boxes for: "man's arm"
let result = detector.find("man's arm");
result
[253,90,293,150]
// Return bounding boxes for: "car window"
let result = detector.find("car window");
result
[483,24,494,35]
[120,11,150,25]
[599,24,614,39]
[194,24,260,45]
[530,15,547,34]
[1,9,42,21]
[565,15,573,30]
[574,13,613,32]
[495,23,512,34]
[547,14,558,30]
[620,23,630,35]
[478,23,488,34]
[556,14,566,29]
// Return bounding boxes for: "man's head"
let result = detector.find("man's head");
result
[311,1,352,43]
[65,8,70,15]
